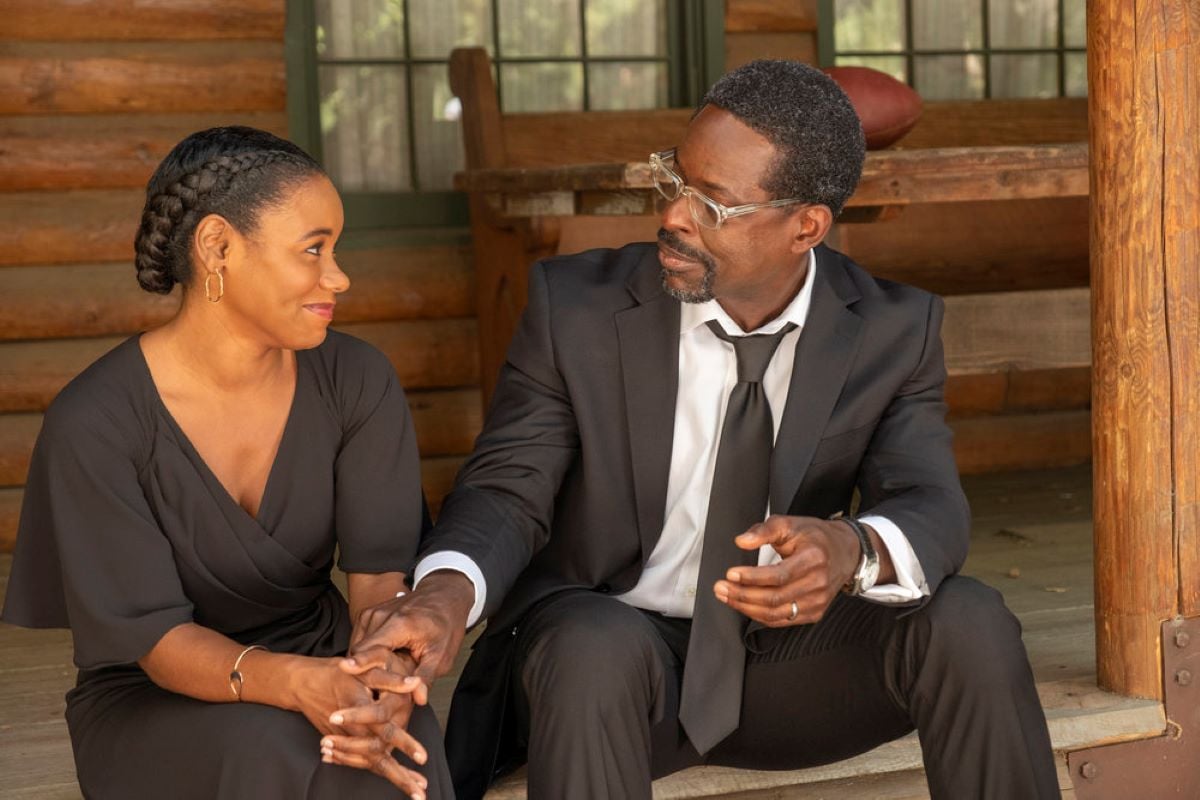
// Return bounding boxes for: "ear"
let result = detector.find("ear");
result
[192,213,233,273]
[789,205,834,254]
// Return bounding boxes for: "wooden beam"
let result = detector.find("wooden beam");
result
[1090,0,1200,699]
[900,98,1088,148]
[951,410,1092,475]
[941,288,1091,376]
[0,248,474,340]
[0,43,285,115]
[0,489,19,553]
[0,190,144,266]
[0,113,288,191]
[725,0,817,32]
[0,320,480,413]
[3,0,284,40]
[945,367,1091,417]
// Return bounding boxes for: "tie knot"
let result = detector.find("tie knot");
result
[706,320,798,383]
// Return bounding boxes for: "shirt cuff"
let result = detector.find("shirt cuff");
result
[854,515,929,604]
[413,552,487,628]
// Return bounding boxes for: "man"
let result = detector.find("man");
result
[350,60,1060,799]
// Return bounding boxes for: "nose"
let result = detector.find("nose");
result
[660,192,696,236]
[320,257,350,294]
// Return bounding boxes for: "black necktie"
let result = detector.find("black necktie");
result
[678,320,798,754]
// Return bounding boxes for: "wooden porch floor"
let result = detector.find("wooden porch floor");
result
[0,464,1164,799]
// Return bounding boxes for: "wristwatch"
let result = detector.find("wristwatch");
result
[839,517,880,596]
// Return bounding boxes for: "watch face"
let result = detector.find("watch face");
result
[862,559,881,589]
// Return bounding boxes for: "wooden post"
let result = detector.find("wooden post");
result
[1090,0,1200,698]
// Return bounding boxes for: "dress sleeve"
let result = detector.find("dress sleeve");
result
[1,401,194,669]
[332,343,426,574]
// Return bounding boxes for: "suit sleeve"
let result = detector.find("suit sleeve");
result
[855,294,970,600]
[420,260,580,619]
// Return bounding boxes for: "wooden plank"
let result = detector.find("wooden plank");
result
[0,413,41,487]
[725,32,818,71]
[831,197,1090,296]
[4,0,283,41]
[0,320,479,413]
[0,488,20,552]
[900,98,1088,149]
[0,112,289,191]
[422,456,465,517]
[1090,0,1189,699]
[0,190,144,266]
[941,288,1091,376]
[950,410,1092,475]
[945,368,1091,417]
[725,0,818,33]
[0,246,474,340]
[0,43,285,115]
[502,109,693,168]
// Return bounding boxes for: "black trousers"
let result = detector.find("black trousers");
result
[510,576,1060,799]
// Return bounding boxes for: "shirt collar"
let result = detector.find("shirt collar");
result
[679,248,818,337]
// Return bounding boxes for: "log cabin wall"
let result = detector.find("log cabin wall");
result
[0,0,480,552]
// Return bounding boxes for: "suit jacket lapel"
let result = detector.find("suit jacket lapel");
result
[615,251,680,560]
[770,251,865,513]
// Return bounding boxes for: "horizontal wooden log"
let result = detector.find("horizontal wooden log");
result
[0,43,285,115]
[951,410,1092,475]
[0,246,474,340]
[725,0,818,32]
[832,197,1090,296]
[725,32,817,71]
[0,190,144,266]
[0,386,482,488]
[901,98,1088,148]
[422,456,465,517]
[945,368,1091,417]
[942,288,1091,375]
[0,320,479,413]
[1,453,468,552]
[5,0,283,41]
[0,414,41,488]
[0,488,19,552]
[0,112,288,190]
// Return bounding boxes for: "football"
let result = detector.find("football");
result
[823,66,923,150]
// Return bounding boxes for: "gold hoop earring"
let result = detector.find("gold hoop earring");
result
[204,270,224,303]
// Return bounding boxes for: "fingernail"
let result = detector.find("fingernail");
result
[412,793,425,800]
[342,657,357,667]
[321,738,333,748]
[405,676,420,684]
[321,747,332,757]
[727,571,741,583]
[322,753,333,763]
[415,750,427,764]
[330,713,344,725]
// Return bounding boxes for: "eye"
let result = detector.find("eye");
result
[304,242,323,256]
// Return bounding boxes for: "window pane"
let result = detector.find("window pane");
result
[315,0,405,59]
[1065,53,1087,97]
[990,54,1058,98]
[319,65,411,191]
[914,54,984,100]
[498,0,581,57]
[588,62,667,110]
[586,0,667,57]
[500,63,584,111]
[835,0,905,52]
[1064,0,1086,48]
[912,0,981,50]
[835,55,907,84]
[408,0,493,59]
[412,65,467,191]
[990,0,1057,48]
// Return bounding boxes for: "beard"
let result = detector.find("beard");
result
[657,228,717,303]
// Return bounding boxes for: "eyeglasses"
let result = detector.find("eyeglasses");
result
[648,149,806,230]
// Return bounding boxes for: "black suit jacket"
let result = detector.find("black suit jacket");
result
[426,242,970,797]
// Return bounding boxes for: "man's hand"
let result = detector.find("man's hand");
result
[348,570,475,685]
[713,515,894,627]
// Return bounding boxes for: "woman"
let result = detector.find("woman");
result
[1,127,451,799]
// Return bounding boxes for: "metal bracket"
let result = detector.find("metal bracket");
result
[1069,616,1200,797]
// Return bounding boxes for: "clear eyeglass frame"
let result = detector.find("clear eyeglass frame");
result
[648,148,807,230]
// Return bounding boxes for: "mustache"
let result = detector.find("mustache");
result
[657,228,710,264]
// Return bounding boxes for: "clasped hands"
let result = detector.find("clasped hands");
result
[318,572,475,794]
[713,514,883,627]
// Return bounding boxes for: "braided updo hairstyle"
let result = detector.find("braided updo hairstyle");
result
[133,126,325,294]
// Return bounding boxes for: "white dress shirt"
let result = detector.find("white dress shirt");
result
[416,249,929,626]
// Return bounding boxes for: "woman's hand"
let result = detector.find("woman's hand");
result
[286,655,430,798]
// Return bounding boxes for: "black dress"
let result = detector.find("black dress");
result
[1,331,452,799]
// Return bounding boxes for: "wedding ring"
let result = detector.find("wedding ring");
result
[788,601,799,621]
[395,591,407,598]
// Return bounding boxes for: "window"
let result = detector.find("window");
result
[819,0,1087,101]
[286,0,722,229]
